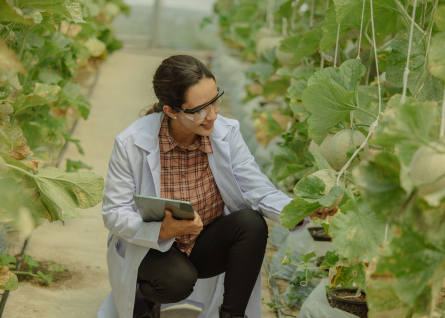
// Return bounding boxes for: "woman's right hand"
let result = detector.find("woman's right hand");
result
[159,210,203,240]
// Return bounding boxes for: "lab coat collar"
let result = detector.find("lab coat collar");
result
[133,112,230,154]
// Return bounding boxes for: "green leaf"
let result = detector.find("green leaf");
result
[35,40,62,62]
[0,266,18,291]
[434,6,445,31]
[332,0,364,24]
[271,139,307,182]
[24,167,104,222]
[307,59,366,91]
[39,12,56,34]
[354,85,387,126]
[15,0,85,23]
[367,277,409,318]
[279,34,299,53]
[24,254,39,268]
[302,78,357,144]
[294,174,343,207]
[286,79,307,100]
[373,97,438,148]
[37,270,52,284]
[309,148,334,171]
[297,251,316,263]
[0,254,16,268]
[62,82,80,100]
[386,28,444,102]
[291,27,324,62]
[0,0,33,24]
[329,197,387,262]
[50,31,73,50]
[281,198,320,228]
[428,31,445,82]
[319,6,352,53]
[246,50,275,85]
[38,71,63,84]
[353,152,407,220]
[319,251,339,268]
[65,159,92,172]
[373,216,445,315]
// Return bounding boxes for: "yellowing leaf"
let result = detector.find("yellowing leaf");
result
[0,37,25,74]
[0,266,18,291]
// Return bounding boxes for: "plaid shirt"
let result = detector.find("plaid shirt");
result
[159,116,224,256]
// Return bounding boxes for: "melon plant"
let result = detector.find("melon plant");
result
[256,36,294,65]
[213,0,445,315]
[329,130,369,171]
[409,144,445,196]
[312,169,344,210]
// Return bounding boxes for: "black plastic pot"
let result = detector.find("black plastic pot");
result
[329,288,368,318]
[315,256,329,272]
[308,226,332,241]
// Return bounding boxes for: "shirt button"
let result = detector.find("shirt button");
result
[181,175,185,178]
[128,302,133,309]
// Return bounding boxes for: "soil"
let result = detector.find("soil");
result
[15,257,76,287]
[330,289,368,318]
[336,291,366,302]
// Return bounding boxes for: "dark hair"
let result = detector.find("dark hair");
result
[145,55,215,116]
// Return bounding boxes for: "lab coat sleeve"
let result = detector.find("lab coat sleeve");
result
[229,123,309,235]
[101,138,175,251]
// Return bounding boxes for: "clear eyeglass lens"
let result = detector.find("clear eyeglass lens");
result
[191,97,221,121]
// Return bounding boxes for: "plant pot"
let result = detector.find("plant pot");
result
[329,288,368,318]
[308,226,332,241]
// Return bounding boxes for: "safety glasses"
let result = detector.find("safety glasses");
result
[171,87,224,121]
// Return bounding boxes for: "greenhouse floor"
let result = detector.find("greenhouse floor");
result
[5,47,294,318]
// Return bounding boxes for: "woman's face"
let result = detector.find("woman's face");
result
[167,78,220,137]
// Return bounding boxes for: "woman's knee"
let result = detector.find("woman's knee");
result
[139,249,198,303]
[232,209,268,240]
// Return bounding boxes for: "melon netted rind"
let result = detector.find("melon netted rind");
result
[329,129,369,171]
[409,144,445,196]
[312,169,343,210]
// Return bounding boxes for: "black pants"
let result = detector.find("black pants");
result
[136,209,269,317]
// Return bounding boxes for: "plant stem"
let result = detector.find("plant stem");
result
[334,24,341,67]
[401,0,418,105]
[309,0,315,29]
[289,262,319,270]
[12,271,39,277]
[394,0,425,35]
[440,86,445,139]
[6,164,35,178]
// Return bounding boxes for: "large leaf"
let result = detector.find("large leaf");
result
[371,207,445,316]
[354,85,387,126]
[434,6,445,31]
[428,31,445,82]
[13,84,60,116]
[319,6,352,53]
[0,266,18,291]
[386,28,444,102]
[0,0,33,24]
[373,96,438,148]
[329,197,386,262]
[0,38,26,74]
[15,0,85,23]
[307,59,366,91]
[291,27,324,62]
[301,78,357,145]
[353,152,407,220]
[281,197,320,228]
[25,167,104,222]
[271,139,307,182]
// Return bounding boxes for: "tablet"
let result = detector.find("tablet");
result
[133,195,195,222]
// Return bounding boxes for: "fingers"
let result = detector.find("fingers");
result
[164,209,173,219]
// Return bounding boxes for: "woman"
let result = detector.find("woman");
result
[97,55,334,318]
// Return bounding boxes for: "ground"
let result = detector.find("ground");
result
[5,47,291,318]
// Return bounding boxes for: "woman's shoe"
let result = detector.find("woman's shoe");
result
[133,284,161,318]
[218,306,248,318]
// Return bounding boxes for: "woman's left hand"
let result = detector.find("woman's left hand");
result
[309,206,339,220]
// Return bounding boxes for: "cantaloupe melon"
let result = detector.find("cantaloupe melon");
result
[312,169,344,210]
[409,143,445,196]
[309,134,334,168]
[329,129,369,171]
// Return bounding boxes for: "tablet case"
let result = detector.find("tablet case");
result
[133,195,195,222]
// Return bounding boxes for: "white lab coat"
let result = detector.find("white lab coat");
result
[97,113,309,318]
